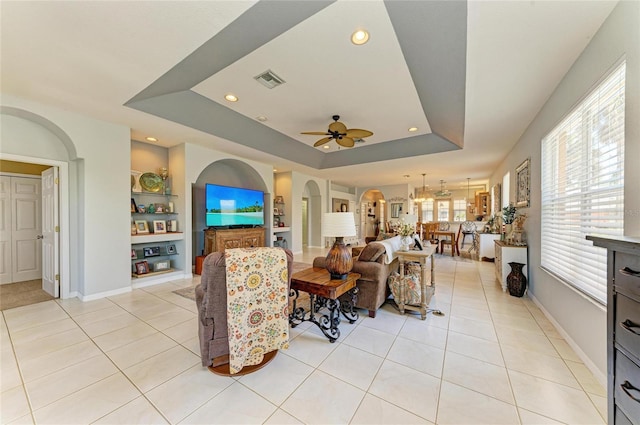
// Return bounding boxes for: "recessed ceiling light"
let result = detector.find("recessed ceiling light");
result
[273,168,278,172]
[224,94,238,102]
[351,29,369,45]
[323,145,330,149]
[145,137,158,142]
[256,116,268,122]
[408,127,418,132]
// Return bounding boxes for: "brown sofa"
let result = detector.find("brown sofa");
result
[313,241,398,318]
[195,248,293,368]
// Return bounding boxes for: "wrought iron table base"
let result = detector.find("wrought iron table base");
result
[289,288,358,343]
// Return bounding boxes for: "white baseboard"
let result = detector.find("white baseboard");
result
[79,285,131,301]
[529,294,607,388]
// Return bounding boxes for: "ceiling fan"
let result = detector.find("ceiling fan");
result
[301,115,373,148]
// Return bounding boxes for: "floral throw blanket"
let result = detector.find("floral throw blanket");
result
[224,247,290,374]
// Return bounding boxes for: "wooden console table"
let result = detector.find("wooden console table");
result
[289,267,360,342]
[396,245,437,319]
[204,227,265,255]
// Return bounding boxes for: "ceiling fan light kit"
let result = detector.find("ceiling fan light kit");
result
[301,115,373,148]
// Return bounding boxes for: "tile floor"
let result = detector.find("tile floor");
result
[0,249,607,424]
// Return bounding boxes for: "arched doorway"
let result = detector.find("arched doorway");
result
[359,189,386,239]
[302,180,322,248]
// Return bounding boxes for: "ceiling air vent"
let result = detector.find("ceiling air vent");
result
[254,69,285,89]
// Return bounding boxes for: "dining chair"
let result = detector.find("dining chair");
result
[440,224,461,256]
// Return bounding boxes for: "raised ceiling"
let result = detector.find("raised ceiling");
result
[1,0,617,188]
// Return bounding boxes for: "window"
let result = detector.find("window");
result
[437,200,450,221]
[453,199,466,221]
[420,200,434,222]
[541,61,625,304]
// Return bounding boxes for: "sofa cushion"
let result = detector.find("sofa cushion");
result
[357,242,386,262]
[376,232,394,241]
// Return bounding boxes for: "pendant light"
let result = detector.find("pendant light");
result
[466,178,472,207]
[434,180,451,197]
[414,173,429,202]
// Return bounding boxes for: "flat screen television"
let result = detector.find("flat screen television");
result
[205,183,264,227]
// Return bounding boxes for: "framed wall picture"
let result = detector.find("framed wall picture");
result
[391,203,403,218]
[153,220,166,234]
[166,244,177,255]
[515,158,531,208]
[134,220,149,234]
[135,260,149,275]
[491,183,501,217]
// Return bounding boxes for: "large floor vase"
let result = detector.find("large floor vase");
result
[507,262,527,297]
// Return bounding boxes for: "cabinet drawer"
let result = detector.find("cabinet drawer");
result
[615,252,640,301]
[617,293,640,364]
[615,350,640,424]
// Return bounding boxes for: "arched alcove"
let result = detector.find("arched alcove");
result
[359,189,386,239]
[192,159,269,260]
[302,179,322,248]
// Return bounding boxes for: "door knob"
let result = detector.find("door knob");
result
[37,235,44,239]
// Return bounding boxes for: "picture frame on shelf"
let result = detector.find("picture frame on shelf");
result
[153,260,170,272]
[515,158,531,208]
[131,249,137,259]
[153,220,166,234]
[143,246,161,257]
[273,208,279,215]
[134,220,149,234]
[131,198,137,213]
[166,244,177,255]
[131,222,137,235]
[135,260,149,275]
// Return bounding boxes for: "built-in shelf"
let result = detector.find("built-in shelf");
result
[131,232,184,244]
[273,227,290,233]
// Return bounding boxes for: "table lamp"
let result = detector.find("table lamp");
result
[322,212,357,280]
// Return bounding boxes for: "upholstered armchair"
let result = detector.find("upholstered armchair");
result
[195,248,293,372]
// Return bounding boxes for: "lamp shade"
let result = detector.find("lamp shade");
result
[322,213,356,237]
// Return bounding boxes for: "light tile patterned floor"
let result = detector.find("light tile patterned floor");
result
[0,250,606,424]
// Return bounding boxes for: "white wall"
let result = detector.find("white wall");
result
[489,1,640,382]
[1,94,131,298]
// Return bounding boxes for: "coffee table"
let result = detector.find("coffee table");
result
[289,267,360,342]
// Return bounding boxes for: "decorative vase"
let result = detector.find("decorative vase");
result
[507,262,527,297]
[400,235,412,251]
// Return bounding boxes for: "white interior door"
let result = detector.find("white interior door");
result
[42,168,59,297]
[0,177,12,284]
[11,176,42,283]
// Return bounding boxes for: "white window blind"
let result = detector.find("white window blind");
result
[421,200,434,222]
[541,61,625,304]
[453,199,466,221]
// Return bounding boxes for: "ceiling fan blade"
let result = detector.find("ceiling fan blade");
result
[313,137,333,147]
[301,131,328,135]
[345,129,373,138]
[328,121,347,134]
[337,137,355,148]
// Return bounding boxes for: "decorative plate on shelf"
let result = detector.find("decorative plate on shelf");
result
[139,172,163,192]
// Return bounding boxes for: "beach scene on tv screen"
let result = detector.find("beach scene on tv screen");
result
[206,185,264,226]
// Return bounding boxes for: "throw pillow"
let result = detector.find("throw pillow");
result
[357,243,386,262]
[387,271,421,306]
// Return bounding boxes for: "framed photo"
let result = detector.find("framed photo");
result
[143,246,160,257]
[135,260,149,275]
[515,158,531,208]
[153,260,170,272]
[273,208,279,215]
[131,198,137,213]
[131,249,137,259]
[153,220,166,234]
[166,244,177,255]
[134,220,149,234]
